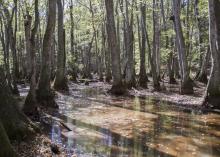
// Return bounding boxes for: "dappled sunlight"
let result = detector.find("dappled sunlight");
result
[46,83,220,156]
[64,102,158,139]
[146,134,220,157]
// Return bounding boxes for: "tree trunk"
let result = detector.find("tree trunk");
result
[51,35,56,80]
[24,0,39,115]
[105,0,126,95]
[3,6,19,95]
[124,0,136,88]
[37,0,57,108]
[0,67,35,156]
[11,0,20,94]
[139,3,148,88]
[204,0,220,108]
[197,46,211,84]
[1,13,13,91]
[151,0,161,90]
[82,33,94,79]
[172,0,193,94]
[24,13,32,79]
[101,23,111,82]
[54,0,68,91]
[0,121,16,157]
[194,0,203,67]
[69,0,77,82]
[104,21,112,82]
[167,50,177,84]
[153,0,161,80]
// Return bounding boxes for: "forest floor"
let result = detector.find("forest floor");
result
[13,78,210,157]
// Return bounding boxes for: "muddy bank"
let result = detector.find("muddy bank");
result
[68,80,205,110]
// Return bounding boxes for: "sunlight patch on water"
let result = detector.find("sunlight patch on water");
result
[51,83,220,156]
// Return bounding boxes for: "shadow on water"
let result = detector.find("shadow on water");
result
[48,112,175,157]
[42,83,220,157]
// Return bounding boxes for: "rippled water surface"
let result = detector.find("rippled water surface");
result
[27,83,220,157]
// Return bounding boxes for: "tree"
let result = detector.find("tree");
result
[103,23,112,82]
[196,46,210,84]
[69,0,77,82]
[153,0,161,80]
[0,67,35,156]
[2,4,19,95]
[205,0,220,107]
[105,0,126,95]
[24,11,32,79]
[37,0,57,107]
[138,3,148,88]
[149,0,161,91]
[23,0,39,115]
[0,121,16,157]
[54,0,68,91]
[124,0,136,88]
[172,0,193,94]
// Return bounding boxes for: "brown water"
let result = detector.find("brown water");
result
[41,83,220,157]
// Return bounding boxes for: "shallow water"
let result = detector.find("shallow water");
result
[41,83,220,157]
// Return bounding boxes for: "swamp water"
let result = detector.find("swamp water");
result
[20,83,220,157]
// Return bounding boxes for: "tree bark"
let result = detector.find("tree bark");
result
[69,0,77,82]
[204,0,220,108]
[24,12,32,79]
[172,0,193,94]
[0,12,13,92]
[197,46,211,84]
[24,0,39,115]
[0,67,35,156]
[153,0,161,80]
[105,0,126,95]
[0,121,16,157]
[54,0,68,91]
[37,0,57,108]
[3,6,19,95]
[124,0,136,88]
[104,22,112,82]
[139,3,148,88]
[151,0,161,90]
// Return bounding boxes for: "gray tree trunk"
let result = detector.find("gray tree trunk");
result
[37,0,57,107]
[0,121,16,157]
[205,0,220,107]
[172,0,193,94]
[3,6,19,95]
[54,0,68,91]
[24,13,32,79]
[105,0,126,95]
[124,0,136,88]
[24,0,39,115]
[0,67,36,156]
[139,3,148,88]
[153,0,161,79]
[197,46,211,84]
[69,0,77,82]
[151,0,161,90]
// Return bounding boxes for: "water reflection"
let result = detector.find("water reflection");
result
[48,83,220,157]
